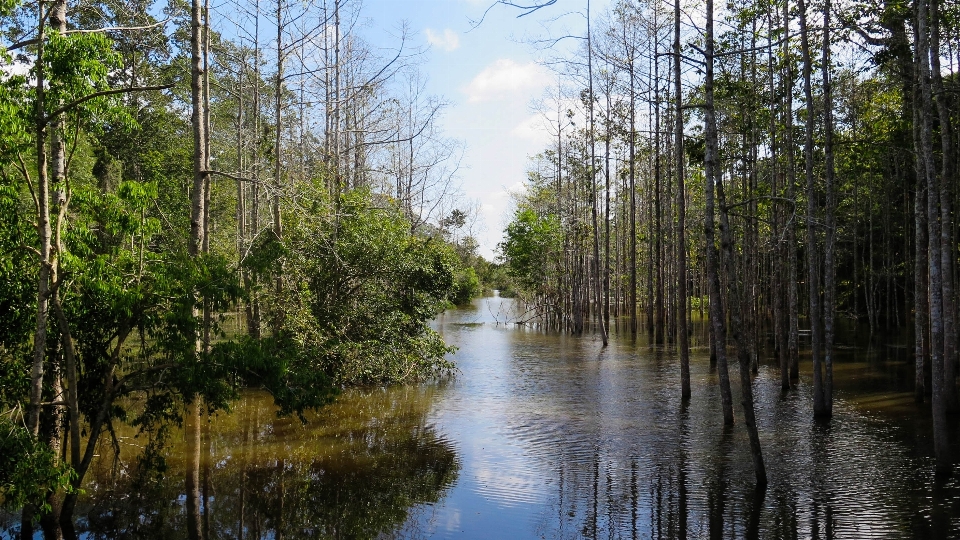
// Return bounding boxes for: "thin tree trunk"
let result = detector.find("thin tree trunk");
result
[784,0,800,381]
[586,0,607,346]
[930,0,959,412]
[705,0,735,425]
[675,0,690,400]
[630,56,638,339]
[821,0,836,417]
[799,0,826,416]
[717,148,768,488]
[917,0,951,476]
[188,0,208,534]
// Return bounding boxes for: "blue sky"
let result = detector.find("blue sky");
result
[360,0,588,260]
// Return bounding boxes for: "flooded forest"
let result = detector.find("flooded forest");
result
[2,0,960,537]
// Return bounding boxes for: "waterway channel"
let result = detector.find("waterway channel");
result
[6,294,960,538]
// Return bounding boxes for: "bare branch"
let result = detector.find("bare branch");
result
[5,19,170,51]
[44,84,173,124]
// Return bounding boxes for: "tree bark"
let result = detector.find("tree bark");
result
[821,0,836,417]
[188,0,208,535]
[675,0,690,400]
[586,0,607,346]
[917,0,951,476]
[705,0,734,425]
[929,0,959,412]
[798,0,827,416]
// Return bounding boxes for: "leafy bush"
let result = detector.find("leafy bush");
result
[252,190,457,385]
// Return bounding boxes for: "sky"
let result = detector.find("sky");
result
[359,0,586,260]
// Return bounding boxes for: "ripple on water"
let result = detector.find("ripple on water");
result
[414,296,960,540]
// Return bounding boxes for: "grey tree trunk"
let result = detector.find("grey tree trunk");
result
[821,0,836,417]
[798,0,827,416]
[675,0,690,400]
[784,0,800,381]
[914,91,930,404]
[917,0,951,477]
[630,55,637,339]
[717,150,768,488]
[705,0,734,425]
[187,0,208,535]
[929,0,959,412]
[586,0,607,346]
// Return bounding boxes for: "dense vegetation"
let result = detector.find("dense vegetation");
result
[0,0,489,537]
[498,0,960,486]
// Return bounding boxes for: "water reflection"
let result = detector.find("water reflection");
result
[414,296,960,539]
[73,386,459,539]
[6,295,960,539]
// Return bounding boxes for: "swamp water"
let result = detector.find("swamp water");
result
[6,294,960,539]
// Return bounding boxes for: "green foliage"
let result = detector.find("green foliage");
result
[208,335,339,419]
[450,266,481,305]
[0,417,75,512]
[499,207,561,293]
[44,32,132,130]
[0,175,33,408]
[265,189,456,385]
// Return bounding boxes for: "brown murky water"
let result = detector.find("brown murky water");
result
[6,295,960,539]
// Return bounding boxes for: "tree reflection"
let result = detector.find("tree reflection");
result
[73,388,459,539]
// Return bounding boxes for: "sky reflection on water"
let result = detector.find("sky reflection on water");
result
[5,295,960,539]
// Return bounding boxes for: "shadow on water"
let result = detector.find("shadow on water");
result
[0,386,459,539]
[7,294,960,539]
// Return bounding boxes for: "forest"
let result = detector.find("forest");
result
[498,0,960,490]
[0,0,490,537]
[1,0,959,536]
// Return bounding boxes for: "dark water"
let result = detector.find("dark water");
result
[6,295,960,539]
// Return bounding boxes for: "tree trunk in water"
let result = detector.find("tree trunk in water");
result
[798,0,826,416]
[39,0,69,534]
[821,0,836,417]
[914,91,930,404]
[784,0,800,382]
[675,0,690,400]
[917,0,951,477]
[930,0,959,412]
[586,0,607,346]
[629,59,637,339]
[717,152,768,489]
[188,0,208,534]
[705,0,734,426]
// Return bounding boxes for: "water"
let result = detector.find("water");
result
[6,295,960,539]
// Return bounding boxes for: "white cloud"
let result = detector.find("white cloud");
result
[510,114,553,146]
[462,59,551,103]
[425,28,461,52]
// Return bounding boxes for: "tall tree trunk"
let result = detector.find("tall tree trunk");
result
[914,98,929,404]
[717,148,768,488]
[27,0,50,442]
[187,0,208,535]
[586,0,607,346]
[930,0,959,412]
[821,0,836,417]
[705,0,735,425]
[768,2,790,390]
[654,37,665,345]
[604,83,612,332]
[917,0,951,476]
[784,0,800,381]
[630,55,638,339]
[799,0,826,416]
[675,0,690,400]
[39,1,69,535]
[272,0,285,333]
